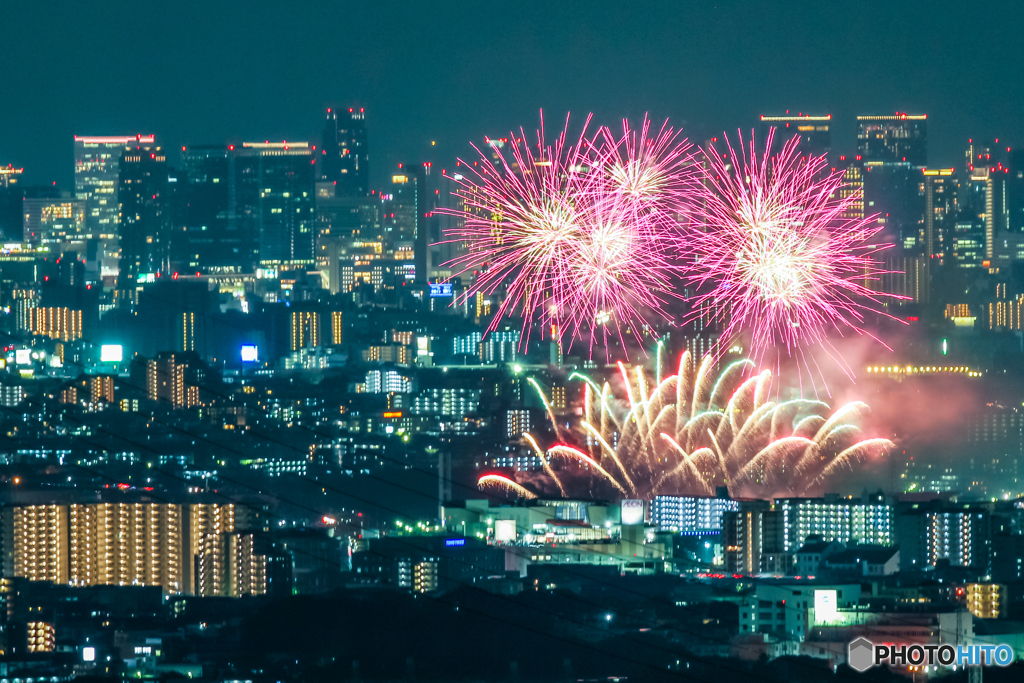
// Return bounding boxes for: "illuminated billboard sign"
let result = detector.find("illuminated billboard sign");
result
[814,589,838,623]
[100,344,123,362]
[429,283,453,297]
[621,499,644,525]
[494,519,516,543]
[444,538,466,547]
[15,349,31,365]
[240,345,258,362]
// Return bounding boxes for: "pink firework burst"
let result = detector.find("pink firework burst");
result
[592,116,698,226]
[440,113,694,355]
[685,129,899,368]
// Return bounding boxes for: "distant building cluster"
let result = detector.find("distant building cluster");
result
[1,106,1024,679]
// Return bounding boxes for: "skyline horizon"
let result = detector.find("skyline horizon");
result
[2,0,1021,192]
[1,106,1003,191]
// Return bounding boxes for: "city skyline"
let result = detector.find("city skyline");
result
[2,2,1024,680]
[1,1,1023,189]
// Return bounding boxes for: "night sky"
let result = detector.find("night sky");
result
[1,0,1021,189]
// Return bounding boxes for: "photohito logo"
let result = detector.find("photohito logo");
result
[847,637,1015,672]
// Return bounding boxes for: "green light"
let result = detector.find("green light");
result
[942,339,947,355]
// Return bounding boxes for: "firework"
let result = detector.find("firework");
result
[685,129,897,366]
[478,474,538,500]
[440,113,694,355]
[477,351,893,500]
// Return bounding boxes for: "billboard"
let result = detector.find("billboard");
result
[15,349,31,365]
[429,282,453,297]
[100,344,123,362]
[494,519,516,543]
[814,589,838,623]
[621,499,645,525]
[240,345,258,362]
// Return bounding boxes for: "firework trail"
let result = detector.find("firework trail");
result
[478,474,538,500]
[477,351,893,501]
[684,129,900,369]
[440,112,695,356]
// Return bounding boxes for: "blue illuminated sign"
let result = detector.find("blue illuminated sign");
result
[429,283,453,297]
[444,538,465,547]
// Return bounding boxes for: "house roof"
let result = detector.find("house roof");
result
[825,546,898,566]
[796,540,834,555]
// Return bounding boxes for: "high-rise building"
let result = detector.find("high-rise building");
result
[28,306,82,341]
[759,114,831,158]
[833,156,865,220]
[0,165,24,240]
[0,501,271,596]
[75,135,155,276]
[189,502,271,597]
[898,506,991,571]
[361,344,409,364]
[650,495,740,532]
[89,375,115,403]
[863,163,923,252]
[235,142,315,266]
[966,583,1006,619]
[775,495,892,551]
[363,369,413,393]
[22,198,87,252]
[290,310,321,350]
[117,144,169,307]
[723,500,768,575]
[954,218,986,268]
[331,311,343,345]
[386,165,429,282]
[856,114,927,165]
[314,181,384,293]
[0,503,183,592]
[0,164,22,189]
[505,409,530,440]
[134,280,216,358]
[960,140,1017,268]
[921,168,957,262]
[180,145,239,270]
[145,352,202,408]
[410,388,482,422]
[321,107,368,197]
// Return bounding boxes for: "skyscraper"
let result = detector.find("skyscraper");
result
[321,107,368,197]
[856,115,928,259]
[234,142,315,266]
[921,168,957,262]
[22,197,86,250]
[0,164,21,189]
[758,114,831,159]
[75,135,155,276]
[180,145,237,270]
[386,164,428,282]
[0,165,24,241]
[856,114,927,166]
[864,163,923,251]
[962,139,1017,268]
[117,144,169,306]
[314,181,383,294]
